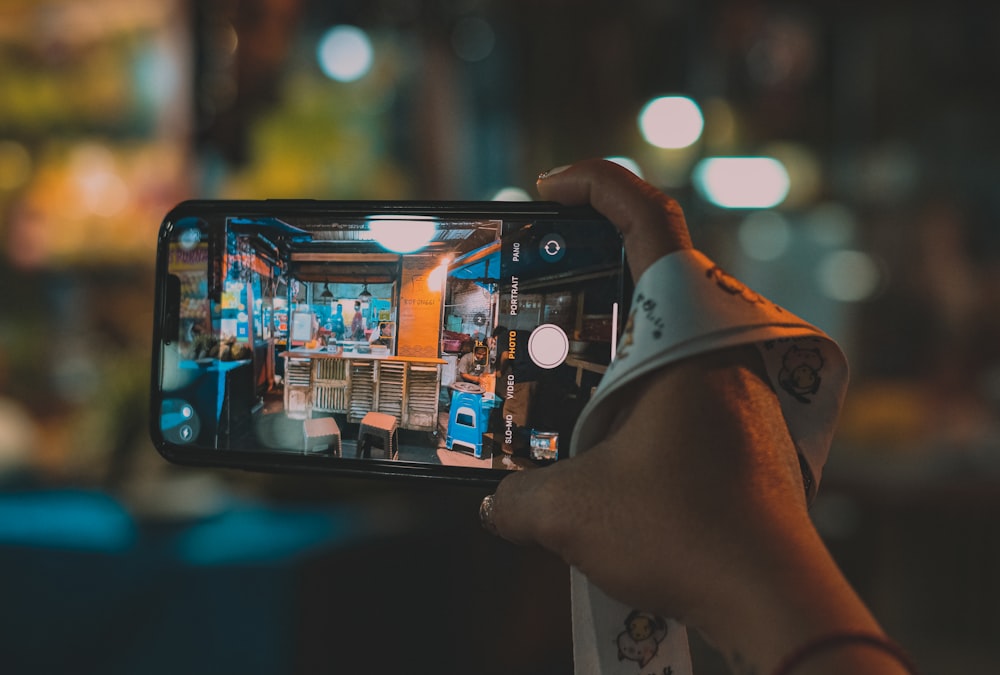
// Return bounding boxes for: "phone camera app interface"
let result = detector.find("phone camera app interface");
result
[157,209,624,473]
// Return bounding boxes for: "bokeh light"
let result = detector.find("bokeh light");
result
[451,17,495,62]
[738,211,792,261]
[762,141,822,209]
[491,186,531,201]
[317,25,374,83]
[0,140,32,191]
[638,96,704,149]
[817,250,881,302]
[701,98,738,151]
[693,157,790,209]
[69,143,129,218]
[804,203,856,248]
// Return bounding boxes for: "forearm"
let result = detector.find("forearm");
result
[508,160,916,675]
[641,348,909,675]
[707,525,908,675]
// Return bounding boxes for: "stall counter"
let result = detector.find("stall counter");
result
[279,349,444,431]
[280,346,446,364]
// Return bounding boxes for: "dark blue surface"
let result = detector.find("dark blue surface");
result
[0,486,573,674]
[0,489,361,675]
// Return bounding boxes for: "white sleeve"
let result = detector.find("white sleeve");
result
[569,249,848,675]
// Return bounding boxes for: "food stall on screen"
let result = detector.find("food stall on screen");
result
[164,211,622,470]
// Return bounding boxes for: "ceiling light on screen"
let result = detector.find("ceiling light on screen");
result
[427,258,451,291]
[368,217,437,253]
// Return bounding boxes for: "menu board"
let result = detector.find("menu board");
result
[397,255,443,358]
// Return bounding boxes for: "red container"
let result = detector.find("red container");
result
[441,339,462,353]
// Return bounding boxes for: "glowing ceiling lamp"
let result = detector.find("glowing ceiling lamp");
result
[427,258,450,292]
[368,217,437,253]
[693,157,790,209]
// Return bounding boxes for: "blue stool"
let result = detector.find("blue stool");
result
[446,391,484,458]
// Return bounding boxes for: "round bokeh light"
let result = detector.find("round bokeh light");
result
[639,96,704,149]
[317,25,374,83]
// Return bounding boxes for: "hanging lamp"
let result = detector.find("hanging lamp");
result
[358,280,372,302]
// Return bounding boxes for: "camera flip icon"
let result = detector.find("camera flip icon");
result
[539,233,566,262]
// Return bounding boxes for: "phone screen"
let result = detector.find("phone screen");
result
[152,202,626,480]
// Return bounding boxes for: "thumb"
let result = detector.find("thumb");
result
[536,158,692,283]
[484,459,582,551]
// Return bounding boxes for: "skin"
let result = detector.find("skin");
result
[488,160,910,675]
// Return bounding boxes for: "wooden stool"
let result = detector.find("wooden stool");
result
[303,416,341,456]
[357,412,399,460]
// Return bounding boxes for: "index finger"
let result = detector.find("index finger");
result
[536,159,692,282]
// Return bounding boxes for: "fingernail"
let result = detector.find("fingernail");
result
[479,494,498,535]
[537,165,570,182]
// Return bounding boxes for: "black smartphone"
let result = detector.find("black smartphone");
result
[151,200,628,483]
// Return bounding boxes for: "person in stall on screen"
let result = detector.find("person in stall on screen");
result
[349,300,366,340]
[457,341,492,385]
[329,303,346,341]
[368,321,393,347]
[480,159,918,675]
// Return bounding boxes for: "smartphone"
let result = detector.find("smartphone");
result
[151,200,628,483]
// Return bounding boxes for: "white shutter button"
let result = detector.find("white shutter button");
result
[528,324,570,369]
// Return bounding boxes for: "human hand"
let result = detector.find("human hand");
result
[490,158,807,617]
[485,160,893,673]
[537,158,692,283]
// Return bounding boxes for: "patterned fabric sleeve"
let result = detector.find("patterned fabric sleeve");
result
[569,249,849,675]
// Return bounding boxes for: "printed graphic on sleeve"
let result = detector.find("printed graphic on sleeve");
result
[616,291,665,361]
[617,309,637,360]
[776,344,825,403]
[616,611,669,669]
[706,264,782,311]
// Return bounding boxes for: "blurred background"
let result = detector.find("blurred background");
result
[1,0,998,673]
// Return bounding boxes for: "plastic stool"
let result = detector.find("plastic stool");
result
[303,416,341,456]
[357,411,399,460]
[446,391,484,458]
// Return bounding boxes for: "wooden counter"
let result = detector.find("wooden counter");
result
[281,346,446,364]
[279,349,443,431]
